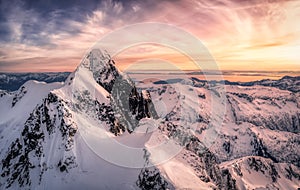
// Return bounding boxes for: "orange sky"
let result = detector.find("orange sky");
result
[0,0,299,73]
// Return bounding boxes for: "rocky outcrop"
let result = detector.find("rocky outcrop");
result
[137,168,171,190]
[136,149,173,190]
[0,89,8,97]
[11,86,27,107]
[129,87,158,120]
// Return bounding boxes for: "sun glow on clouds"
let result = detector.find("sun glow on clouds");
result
[114,44,198,71]
[0,0,299,72]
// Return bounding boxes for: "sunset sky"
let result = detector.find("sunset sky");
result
[0,0,299,73]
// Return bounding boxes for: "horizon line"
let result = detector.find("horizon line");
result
[1,70,300,74]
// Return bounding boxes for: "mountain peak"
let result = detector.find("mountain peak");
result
[81,49,111,68]
[69,48,120,93]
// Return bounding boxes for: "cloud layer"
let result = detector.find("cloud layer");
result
[0,0,299,72]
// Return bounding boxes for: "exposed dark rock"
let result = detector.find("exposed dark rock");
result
[247,157,280,183]
[57,156,77,173]
[229,92,253,102]
[285,165,300,180]
[136,149,173,190]
[110,76,158,134]
[12,86,27,107]
[251,137,277,163]
[223,141,231,154]
[136,168,170,190]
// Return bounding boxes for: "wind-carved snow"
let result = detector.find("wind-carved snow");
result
[0,48,299,189]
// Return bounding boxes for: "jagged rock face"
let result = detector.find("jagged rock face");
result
[129,87,158,120]
[111,85,158,133]
[136,148,173,190]
[71,88,126,135]
[72,49,158,135]
[107,75,158,134]
[72,90,115,127]
[253,128,300,167]
[250,136,277,162]
[1,93,77,188]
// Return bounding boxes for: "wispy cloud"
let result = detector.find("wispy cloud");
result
[0,0,299,72]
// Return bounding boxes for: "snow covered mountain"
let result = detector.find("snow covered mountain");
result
[0,49,299,190]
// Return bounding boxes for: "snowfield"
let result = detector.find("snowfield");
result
[0,49,299,190]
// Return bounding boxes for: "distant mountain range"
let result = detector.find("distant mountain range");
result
[0,72,71,91]
[1,71,300,93]
[154,75,300,93]
[223,76,300,93]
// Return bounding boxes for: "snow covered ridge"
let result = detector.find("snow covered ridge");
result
[0,49,299,189]
[1,93,77,188]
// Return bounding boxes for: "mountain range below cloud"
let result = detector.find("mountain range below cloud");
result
[1,70,300,91]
